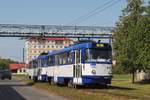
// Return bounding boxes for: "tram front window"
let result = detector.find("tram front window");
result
[85,49,112,62]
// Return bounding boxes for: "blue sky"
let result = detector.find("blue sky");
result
[0,0,127,61]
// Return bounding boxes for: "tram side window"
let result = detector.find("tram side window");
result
[45,59,48,67]
[62,52,67,65]
[68,51,74,64]
[33,60,38,68]
[41,59,47,67]
[55,55,58,65]
[29,62,32,69]
[58,54,63,65]
[32,61,35,68]
[76,50,80,63]
[40,59,44,67]
[48,56,54,66]
[37,59,41,67]
[84,49,89,62]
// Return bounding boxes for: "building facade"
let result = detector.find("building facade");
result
[9,63,27,74]
[25,38,73,64]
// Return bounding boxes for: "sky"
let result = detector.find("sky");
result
[0,0,127,61]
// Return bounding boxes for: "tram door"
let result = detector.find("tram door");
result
[73,50,82,84]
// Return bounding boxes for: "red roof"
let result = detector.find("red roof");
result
[9,63,27,70]
[46,38,71,41]
[27,37,71,41]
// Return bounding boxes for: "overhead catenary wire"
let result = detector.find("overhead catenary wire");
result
[68,0,115,25]
[69,0,122,25]
[54,0,122,34]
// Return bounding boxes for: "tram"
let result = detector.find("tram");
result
[28,41,112,87]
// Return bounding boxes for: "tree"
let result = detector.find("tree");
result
[141,0,150,71]
[0,58,18,70]
[113,0,150,83]
[0,60,9,69]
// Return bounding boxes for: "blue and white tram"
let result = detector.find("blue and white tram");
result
[28,42,112,86]
[28,53,48,81]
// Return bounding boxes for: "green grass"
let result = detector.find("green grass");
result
[110,74,150,100]
[32,83,129,100]
[14,74,150,100]
[113,74,132,80]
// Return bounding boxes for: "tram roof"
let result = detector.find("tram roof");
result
[38,55,48,59]
[47,42,94,56]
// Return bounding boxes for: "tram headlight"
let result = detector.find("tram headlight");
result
[91,70,96,74]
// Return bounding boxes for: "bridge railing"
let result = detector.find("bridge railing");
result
[0,24,114,38]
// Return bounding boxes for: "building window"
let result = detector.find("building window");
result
[55,41,63,45]
[34,45,36,48]
[34,51,36,53]
[43,45,45,48]
[48,41,51,43]
[23,69,26,73]
[39,45,41,48]
[47,45,50,48]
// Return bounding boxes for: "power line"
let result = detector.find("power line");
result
[68,0,115,25]
[70,0,122,25]
[54,0,121,34]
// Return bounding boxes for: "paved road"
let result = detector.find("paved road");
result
[0,79,67,100]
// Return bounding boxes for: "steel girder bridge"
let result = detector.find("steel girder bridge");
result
[0,24,114,39]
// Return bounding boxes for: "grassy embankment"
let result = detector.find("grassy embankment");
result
[14,74,150,100]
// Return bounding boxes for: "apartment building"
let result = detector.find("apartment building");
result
[25,38,73,64]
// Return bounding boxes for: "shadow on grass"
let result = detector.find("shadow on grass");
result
[106,85,136,90]
[26,81,35,86]
[53,83,136,90]
[77,85,137,90]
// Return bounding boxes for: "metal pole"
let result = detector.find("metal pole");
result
[23,48,25,63]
